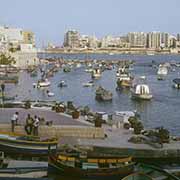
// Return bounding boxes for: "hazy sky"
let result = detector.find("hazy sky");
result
[1,0,180,46]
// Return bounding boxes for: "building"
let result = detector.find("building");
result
[128,32,147,48]
[101,36,121,48]
[147,32,161,49]
[22,31,35,46]
[64,30,80,48]
[160,33,169,48]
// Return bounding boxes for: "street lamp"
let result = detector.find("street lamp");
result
[1,83,5,108]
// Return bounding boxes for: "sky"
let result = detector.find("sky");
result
[0,0,180,47]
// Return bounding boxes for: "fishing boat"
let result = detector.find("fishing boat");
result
[58,81,67,88]
[131,77,152,100]
[83,81,94,87]
[173,78,180,89]
[37,79,51,87]
[48,154,134,179]
[47,90,55,97]
[122,172,153,180]
[157,64,168,80]
[92,68,101,79]
[0,133,57,156]
[95,86,113,101]
[116,67,133,89]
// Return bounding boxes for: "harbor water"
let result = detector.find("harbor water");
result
[4,53,180,138]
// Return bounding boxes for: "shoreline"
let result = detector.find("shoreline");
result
[41,49,180,55]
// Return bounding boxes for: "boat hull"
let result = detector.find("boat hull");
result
[131,93,152,100]
[0,135,57,156]
[48,157,134,179]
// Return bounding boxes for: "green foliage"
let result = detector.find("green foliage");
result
[156,127,170,143]
[0,53,15,65]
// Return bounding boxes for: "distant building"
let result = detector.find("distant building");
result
[22,31,35,46]
[177,34,180,41]
[101,36,121,48]
[147,32,161,49]
[160,32,169,48]
[64,30,80,48]
[128,32,147,48]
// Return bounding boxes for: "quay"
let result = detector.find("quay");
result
[0,108,105,139]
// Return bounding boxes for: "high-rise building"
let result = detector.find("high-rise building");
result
[128,32,147,48]
[64,30,80,48]
[160,33,169,48]
[147,32,161,49]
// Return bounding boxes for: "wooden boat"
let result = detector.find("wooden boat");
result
[48,154,134,179]
[173,78,180,89]
[122,172,153,180]
[135,163,180,180]
[91,68,101,79]
[157,64,168,80]
[131,76,152,100]
[0,132,57,156]
[95,86,113,101]
[37,79,51,87]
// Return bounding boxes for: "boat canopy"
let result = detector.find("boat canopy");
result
[135,84,150,94]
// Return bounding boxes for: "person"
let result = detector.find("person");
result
[25,114,34,135]
[33,115,39,136]
[11,112,19,132]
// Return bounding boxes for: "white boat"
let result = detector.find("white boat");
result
[131,77,152,100]
[157,64,168,80]
[85,68,93,73]
[92,68,101,79]
[83,81,94,87]
[37,79,51,87]
[47,90,54,97]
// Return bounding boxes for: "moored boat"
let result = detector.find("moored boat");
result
[0,132,57,156]
[48,154,134,179]
[157,64,168,80]
[37,79,51,87]
[173,78,180,89]
[122,172,153,180]
[92,68,101,79]
[95,86,113,101]
[131,77,152,100]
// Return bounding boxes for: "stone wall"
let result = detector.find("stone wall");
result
[0,124,105,139]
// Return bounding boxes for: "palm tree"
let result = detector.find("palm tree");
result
[0,53,15,65]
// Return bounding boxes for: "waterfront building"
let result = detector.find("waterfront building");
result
[79,35,89,48]
[160,32,169,48]
[64,30,80,48]
[147,31,161,49]
[128,32,147,48]
[177,34,180,41]
[101,35,121,48]
[168,35,177,48]
[22,31,35,46]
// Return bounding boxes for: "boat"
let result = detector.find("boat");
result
[63,66,71,73]
[122,172,153,180]
[83,81,94,87]
[173,78,180,89]
[0,75,18,84]
[0,159,48,178]
[47,90,55,97]
[116,67,133,89]
[131,77,152,100]
[85,68,93,73]
[92,68,101,79]
[133,163,180,180]
[95,86,113,101]
[157,64,168,80]
[37,79,51,87]
[0,132,57,156]
[58,81,67,88]
[48,154,134,179]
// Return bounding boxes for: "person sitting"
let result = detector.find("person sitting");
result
[25,114,34,135]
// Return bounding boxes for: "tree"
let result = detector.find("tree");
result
[0,53,16,65]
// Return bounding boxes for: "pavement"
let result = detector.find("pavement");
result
[0,108,88,126]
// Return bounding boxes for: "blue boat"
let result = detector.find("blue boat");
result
[0,133,57,157]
